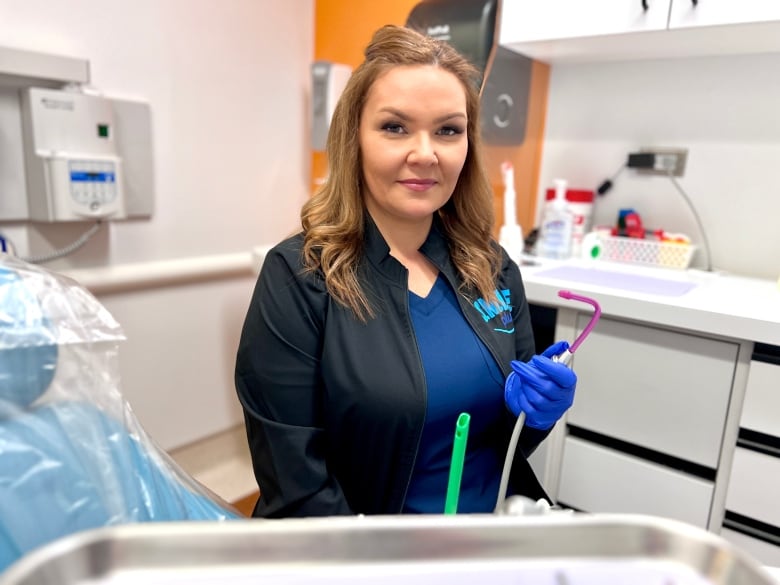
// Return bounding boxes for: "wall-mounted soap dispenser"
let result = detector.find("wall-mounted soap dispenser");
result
[310,61,352,152]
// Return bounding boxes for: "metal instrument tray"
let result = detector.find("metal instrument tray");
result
[1,513,776,584]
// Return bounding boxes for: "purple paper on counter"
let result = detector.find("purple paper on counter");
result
[533,266,698,297]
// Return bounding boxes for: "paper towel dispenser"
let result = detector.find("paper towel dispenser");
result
[406,0,498,86]
[406,0,530,146]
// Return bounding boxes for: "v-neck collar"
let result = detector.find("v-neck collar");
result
[408,273,449,315]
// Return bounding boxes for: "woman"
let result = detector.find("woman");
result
[235,24,576,517]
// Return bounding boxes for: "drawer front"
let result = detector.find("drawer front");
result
[741,360,780,437]
[558,436,713,529]
[568,316,738,468]
[720,528,780,567]
[725,447,780,528]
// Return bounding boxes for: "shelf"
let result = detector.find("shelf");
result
[0,45,89,87]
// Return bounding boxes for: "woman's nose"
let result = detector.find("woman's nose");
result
[407,134,438,165]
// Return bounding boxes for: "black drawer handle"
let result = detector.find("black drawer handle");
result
[642,0,648,10]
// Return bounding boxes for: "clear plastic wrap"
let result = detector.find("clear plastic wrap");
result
[0,255,239,573]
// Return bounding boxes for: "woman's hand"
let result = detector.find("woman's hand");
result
[504,341,578,430]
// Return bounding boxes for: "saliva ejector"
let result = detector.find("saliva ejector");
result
[551,290,602,365]
[494,289,602,512]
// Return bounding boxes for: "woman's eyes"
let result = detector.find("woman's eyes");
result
[381,122,405,134]
[438,125,464,137]
[380,122,464,136]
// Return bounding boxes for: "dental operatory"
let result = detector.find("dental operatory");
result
[2,0,780,583]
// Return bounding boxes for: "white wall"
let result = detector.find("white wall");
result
[536,52,780,280]
[0,0,313,449]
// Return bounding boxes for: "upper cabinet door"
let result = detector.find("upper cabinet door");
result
[499,0,672,45]
[669,0,780,29]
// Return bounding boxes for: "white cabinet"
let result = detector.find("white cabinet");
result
[725,447,780,529]
[499,0,671,44]
[559,436,714,528]
[567,316,737,468]
[721,528,780,568]
[669,1,780,29]
[739,360,780,436]
[553,314,741,530]
[499,0,780,62]
[721,348,780,565]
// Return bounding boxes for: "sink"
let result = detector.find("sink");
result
[532,264,699,297]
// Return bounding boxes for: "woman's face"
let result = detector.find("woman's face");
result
[359,65,468,229]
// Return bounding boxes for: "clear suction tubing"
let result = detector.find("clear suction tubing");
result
[495,290,602,513]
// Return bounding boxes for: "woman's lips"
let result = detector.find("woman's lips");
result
[399,179,437,192]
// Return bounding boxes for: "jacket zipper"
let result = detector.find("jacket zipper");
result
[396,261,508,511]
[397,277,428,512]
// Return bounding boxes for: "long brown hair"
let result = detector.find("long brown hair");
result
[301,24,500,320]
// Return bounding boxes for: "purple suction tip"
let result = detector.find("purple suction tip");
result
[557,290,602,353]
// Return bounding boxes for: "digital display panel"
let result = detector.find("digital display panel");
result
[70,171,116,183]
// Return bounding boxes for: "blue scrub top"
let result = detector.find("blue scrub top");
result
[403,274,506,514]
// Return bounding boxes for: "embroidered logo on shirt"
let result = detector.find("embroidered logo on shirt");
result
[473,289,514,333]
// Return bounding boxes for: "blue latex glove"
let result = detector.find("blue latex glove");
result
[504,341,578,430]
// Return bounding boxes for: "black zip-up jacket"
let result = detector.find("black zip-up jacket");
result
[235,218,551,517]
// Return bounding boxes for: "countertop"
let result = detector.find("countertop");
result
[518,257,780,347]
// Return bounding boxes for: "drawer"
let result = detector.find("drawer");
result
[725,447,780,529]
[558,436,713,529]
[741,360,780,437]
[568,316,738,468]
[721,528,780,567]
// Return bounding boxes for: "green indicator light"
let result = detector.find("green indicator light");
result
[97,124,110,138]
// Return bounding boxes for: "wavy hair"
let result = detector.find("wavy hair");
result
[301,24,500,320]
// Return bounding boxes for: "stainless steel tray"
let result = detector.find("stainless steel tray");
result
[1,513,776,584]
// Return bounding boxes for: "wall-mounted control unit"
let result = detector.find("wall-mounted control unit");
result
[311,61,351,152]
[20,87,126,222]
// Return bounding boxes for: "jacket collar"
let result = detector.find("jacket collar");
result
[363,213,455,284]
[363,213,401,282]
[419,217,452,269]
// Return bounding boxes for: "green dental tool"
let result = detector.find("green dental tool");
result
[444,412,470,515]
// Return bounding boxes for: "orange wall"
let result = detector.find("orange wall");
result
[486,60,549,237]
[313,0,549,237]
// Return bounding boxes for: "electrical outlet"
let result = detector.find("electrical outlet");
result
[636,147,688,177]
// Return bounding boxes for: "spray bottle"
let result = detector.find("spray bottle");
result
[499,162,524,265]
[537,178,574,260]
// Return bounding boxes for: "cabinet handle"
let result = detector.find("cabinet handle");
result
[692,0,698,5]
[641,0,648,10]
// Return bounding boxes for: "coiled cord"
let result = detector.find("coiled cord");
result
[19,221,103,264]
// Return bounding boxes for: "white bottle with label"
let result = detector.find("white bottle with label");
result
[537,178,574,260]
